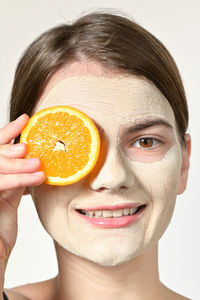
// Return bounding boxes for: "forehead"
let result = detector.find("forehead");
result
[34,74,176,131]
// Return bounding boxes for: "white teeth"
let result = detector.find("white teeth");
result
[95,211,102,217]
[112,209,123,217]
[88,211,94,217]
[123,208,130,216]
[103,210,113,218]
[83,207,139,218]
[130,208,137,214]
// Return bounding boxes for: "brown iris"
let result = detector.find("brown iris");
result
[139,138,153,148]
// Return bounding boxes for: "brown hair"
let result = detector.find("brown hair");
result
[9,11,188,144]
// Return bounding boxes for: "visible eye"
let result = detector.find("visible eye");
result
[131,137,161,149]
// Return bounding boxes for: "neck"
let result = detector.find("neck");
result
[53,242,164,300]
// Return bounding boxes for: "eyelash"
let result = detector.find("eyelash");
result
[130,137,163,150]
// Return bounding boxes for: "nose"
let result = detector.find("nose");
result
[88,141,133,193]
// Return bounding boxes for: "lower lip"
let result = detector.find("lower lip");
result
[74,206,146,228]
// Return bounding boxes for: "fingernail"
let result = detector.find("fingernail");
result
[15,114,25,121]
[26,158,40,165]
[32,171,44,176]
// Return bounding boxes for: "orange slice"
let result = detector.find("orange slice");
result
[20,106,100,185]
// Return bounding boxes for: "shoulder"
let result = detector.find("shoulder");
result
[4,276,57,300]
[169,293,192,300]
[161,283,192,300]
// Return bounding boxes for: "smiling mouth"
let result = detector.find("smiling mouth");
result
[75,205,146,218]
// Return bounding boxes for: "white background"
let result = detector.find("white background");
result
[0,1,200,299]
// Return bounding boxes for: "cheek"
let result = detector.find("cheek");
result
[30,186,60,233]
[30,184,80,230]
[128,144,182,201]
[129,144,182,243]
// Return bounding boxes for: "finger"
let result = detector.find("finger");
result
[0,171,45,191]
[0,155,41,174]
[0,143,27,158]
[0,114,29,145]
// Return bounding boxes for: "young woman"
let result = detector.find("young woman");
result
[0,11,191,300]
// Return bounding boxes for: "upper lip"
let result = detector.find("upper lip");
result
[75,203,145,211]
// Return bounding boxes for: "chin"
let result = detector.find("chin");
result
[79,247,143,267]
[90,254,134,267]
[67,238,145,267]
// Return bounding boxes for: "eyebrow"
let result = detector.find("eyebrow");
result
[91,118,173,136]
[124,118,173,135]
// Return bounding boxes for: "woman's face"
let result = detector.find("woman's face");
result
[29,61,190,267]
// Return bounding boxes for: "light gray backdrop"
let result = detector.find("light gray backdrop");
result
[1,1,199,299]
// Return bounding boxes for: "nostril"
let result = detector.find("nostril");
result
[96,187,107,192]
[120,186,127,190]
[95,186,127,193]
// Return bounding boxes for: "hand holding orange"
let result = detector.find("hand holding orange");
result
[20,106,100,185]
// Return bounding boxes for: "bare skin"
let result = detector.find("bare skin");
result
[5,271,192,300]
[0,114,45,300]
[4,245,192,300]
[0,61,191,300]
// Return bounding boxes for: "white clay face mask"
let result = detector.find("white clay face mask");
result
[30,74,183,267]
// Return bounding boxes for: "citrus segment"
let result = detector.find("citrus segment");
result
[20,106,100,185]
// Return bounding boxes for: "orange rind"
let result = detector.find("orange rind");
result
[20,106,100,185]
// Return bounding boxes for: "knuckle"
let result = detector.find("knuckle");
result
[0,174,24,191]
[0,144,7,154]
[0,175,10,191]
[12,158,21,170]
[16,176,24,188]
[0,154,6,167]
